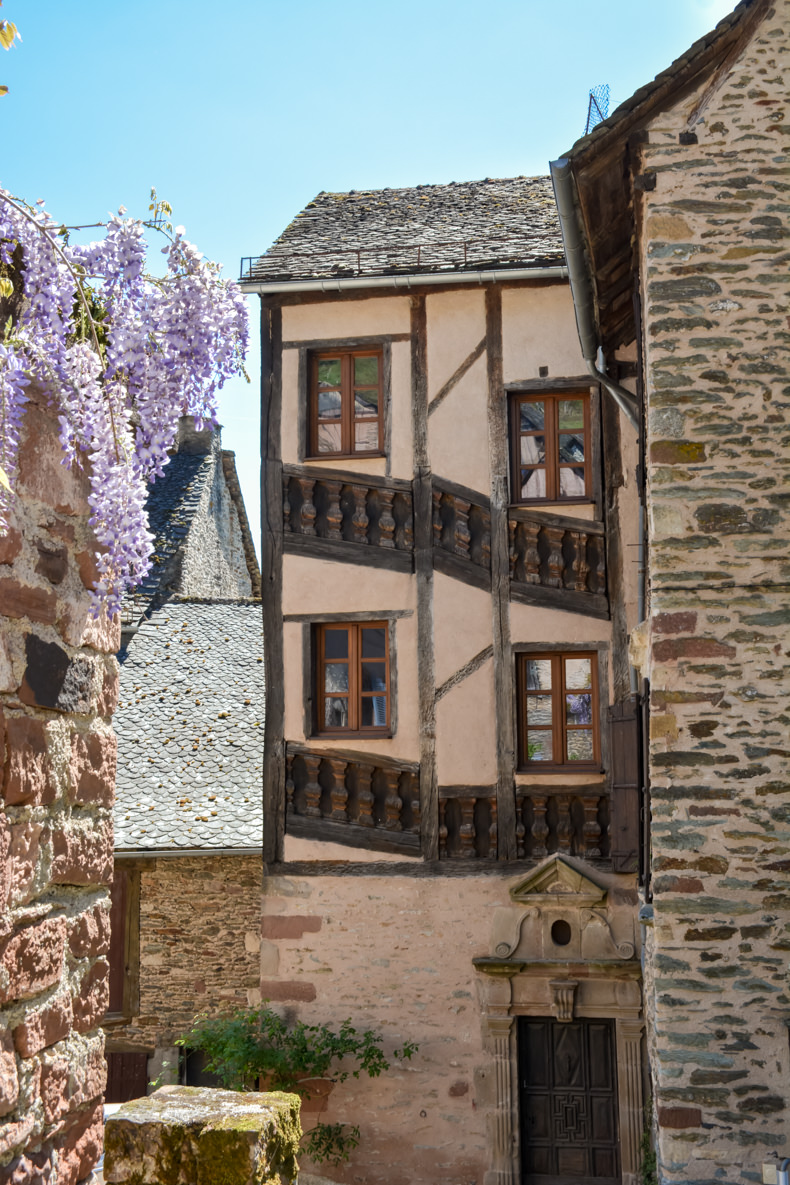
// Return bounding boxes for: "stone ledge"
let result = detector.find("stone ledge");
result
[103,1085,301,1185]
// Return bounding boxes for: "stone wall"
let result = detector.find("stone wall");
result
[177,435,253,601]
[108,855,262,1080]
[637,5,790,1180]
[0,391,119,1183]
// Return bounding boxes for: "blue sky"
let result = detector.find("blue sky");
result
[3,0,737,555]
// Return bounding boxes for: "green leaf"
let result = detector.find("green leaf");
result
[0,277,13,299]
[0,464,12,493]
[0,85,7,97]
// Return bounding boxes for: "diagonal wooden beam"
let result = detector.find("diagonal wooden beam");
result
[427,336,486,417]
[435,645,494,704]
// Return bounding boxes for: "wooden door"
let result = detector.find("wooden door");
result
[519,1017,620,1185]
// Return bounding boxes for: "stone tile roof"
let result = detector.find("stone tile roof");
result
[114,600,264,852]
[561,0,758,160]
[242,175,564,283]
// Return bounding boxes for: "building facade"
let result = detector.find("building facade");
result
[243,178,645,1185]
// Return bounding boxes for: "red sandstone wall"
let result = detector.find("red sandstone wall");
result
[0,391,119,1184]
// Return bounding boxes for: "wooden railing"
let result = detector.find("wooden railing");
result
[283,467,413,554]
[437,787,610,860]
[515,789,609,861]
[508,510,606,599]
[432,481,491,574]
[285,744,420,853]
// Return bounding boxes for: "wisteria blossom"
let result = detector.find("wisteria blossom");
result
[0,190,249,613]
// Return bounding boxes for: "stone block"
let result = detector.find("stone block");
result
[13,990,73,1058]
[68,903,111,959]
[2,715,53,807]
[19,635,95,715]
[103,1085,302,1185]
[97,663,120,718]
[0,1026,19,1117]
[40,1040,106,1125]
[260,916,322,940]
[51,819,113,887]
[16,397,90,516]
[0,1146,53,1184]
[259,980,317,1003]
[0,527,22,565]
[69,729,117,806]
[0,580,57,626]
[52,1100,103,1185]
[0,917,66,1005]
[34,541,68,586]
[71,959,109,1033]
[8,822,44,906]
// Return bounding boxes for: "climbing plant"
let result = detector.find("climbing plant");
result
[178,1006,418,1166]
[0,186,248,613]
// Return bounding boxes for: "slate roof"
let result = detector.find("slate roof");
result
[114,600,264,852]
[242,175,564,284]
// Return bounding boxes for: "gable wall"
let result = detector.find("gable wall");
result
[178,441,254,599]
[636,5,790,1179]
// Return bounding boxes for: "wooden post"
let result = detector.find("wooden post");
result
[486,286,517,860]
[261,300,285,865]
[412,294,439,860]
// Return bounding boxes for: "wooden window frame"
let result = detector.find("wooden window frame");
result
[308,348,384,460]
[509,390,592,505]
[315,621,391,738]
[516,650,601,772]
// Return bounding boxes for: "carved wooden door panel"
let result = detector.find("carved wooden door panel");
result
[519,1017,620,1185]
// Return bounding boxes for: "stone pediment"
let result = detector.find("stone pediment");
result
[509,855,607,908]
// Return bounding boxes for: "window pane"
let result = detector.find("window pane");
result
[324,663,349,693]
[559,434,585,463]
[324,697,348,728]
[361,696,387,727]
[565,693,593,726]
[355,421,379,451]
[324,630,348,659]
[317,359,341,387]
[361,627,386,658]
[521,468,546,499]
[567,731,594,762]
[354,388,379,417]
[520,435,546,465]
[317,422,342,453]
[526,694,553,725]
[520,402,545,431]
[565,657,592,690]
[558,400,584,431]
[526,659,552,691]
[526,731,553,762]
[318,389,342,418]
[354,356,379,385]
[559,467,587,497]
[361,662,386,692]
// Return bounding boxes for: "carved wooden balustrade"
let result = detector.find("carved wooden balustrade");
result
[285,744,421,853]
[437,787,610,860]
[283,466,413,558]
[439,791,497,859]
[515,788,610,861]
[508,509,608,616]
[432,481,491,582]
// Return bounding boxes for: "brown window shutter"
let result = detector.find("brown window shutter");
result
[608,697,641,873]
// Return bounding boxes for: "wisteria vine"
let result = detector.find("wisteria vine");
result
[0,189,249,614]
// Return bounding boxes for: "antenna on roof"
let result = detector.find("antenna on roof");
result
[584,84,610,135]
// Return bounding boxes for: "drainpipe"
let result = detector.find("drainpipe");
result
[549,158,639,431]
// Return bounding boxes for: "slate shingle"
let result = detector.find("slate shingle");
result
[243,176,564,283]
[114,600,264,852]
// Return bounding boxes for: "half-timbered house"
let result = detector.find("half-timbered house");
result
[241,176,645,1185]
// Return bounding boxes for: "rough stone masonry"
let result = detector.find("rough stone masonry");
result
[0,389,119,1183]
[637,4,790,1181]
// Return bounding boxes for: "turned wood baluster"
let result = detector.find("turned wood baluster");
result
[296,477,316,537]
[303,754,322,818]
[544,525,565,588]
[582,794,602,858]
[382,768,402,830]
[378,489,396,549]
[511,521,525,582]
[459,796,476,857]
[531,795,549,858]
[400,496,414,552]
[407,773,421,833]
[285,758,295,816]
[438,801,448,859]
[488,796,498,860]
[594,538,607,596]
[324,480,343,541]
[556,795,572,853]
[356,764,375,828]
[432,489,443,550]
[329,758,349,822]
[570,530,590,592]
[513,520,541,584]
[454,499,472,560]
[515,798,526,859]
[351,486,369,544]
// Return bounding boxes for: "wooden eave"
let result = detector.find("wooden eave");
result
[561,0,767,355]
